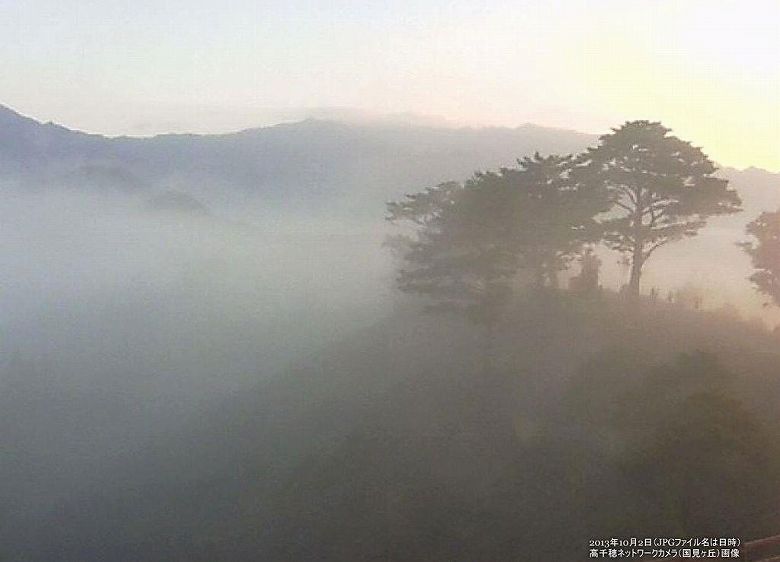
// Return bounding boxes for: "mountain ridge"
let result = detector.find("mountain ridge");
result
[1,103,779,219]
[0,103,596,214]
[0,103,596,140]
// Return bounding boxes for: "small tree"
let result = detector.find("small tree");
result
[741,210,780,306]
[583,121,741,299]
[569,248,602,295]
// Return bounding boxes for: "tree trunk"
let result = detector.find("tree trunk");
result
[629,200,645,302]
[628,250,643,298]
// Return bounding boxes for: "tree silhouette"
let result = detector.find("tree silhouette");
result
[386,179,515,327]
[387,153,604,315]
[386,154,605,371]
[582,121,741,299]
[741,210,780,306]
[494,153,606,289]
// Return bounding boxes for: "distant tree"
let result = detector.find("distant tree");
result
[386,154,604,369]
[387,179,514,374]
[569,247,602,295]
[582,121,741,299]
[386,179,515,327]
[741,210,780,306]
[387,154,604,314]
[674,284,707,310]
[494,153,606,289]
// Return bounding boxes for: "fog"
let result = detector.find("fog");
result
[4,0,780,556]
[0,184,395,540]
[2,107,780,559]
[596,217,777,324]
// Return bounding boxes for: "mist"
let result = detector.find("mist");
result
[2,102,780,560]
[0,182,395,550]
[0,187,392,389]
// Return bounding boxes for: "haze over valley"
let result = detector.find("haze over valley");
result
[2,1,780,559]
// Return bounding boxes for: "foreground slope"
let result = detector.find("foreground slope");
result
[15,293,780,561]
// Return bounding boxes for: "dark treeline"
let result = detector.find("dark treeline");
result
[387,120,742,313]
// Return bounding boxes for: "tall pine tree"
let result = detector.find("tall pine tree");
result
[582,121,741,299]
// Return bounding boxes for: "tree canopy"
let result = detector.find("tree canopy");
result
[741,209,780,306]
[386,178,515,325]
[386,153,605,324]
[582,121,741,296]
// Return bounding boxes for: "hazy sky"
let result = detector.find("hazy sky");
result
[2,0,778,170]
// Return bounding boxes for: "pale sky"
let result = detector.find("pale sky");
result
[1,0,778,170]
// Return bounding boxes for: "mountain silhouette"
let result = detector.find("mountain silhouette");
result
[0,104,596,213]
[3,103,779,219]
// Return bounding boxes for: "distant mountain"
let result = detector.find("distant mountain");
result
[0,105,109,180]
[0,104,595,214]
[717,166,780,223]
[2,104,779,219]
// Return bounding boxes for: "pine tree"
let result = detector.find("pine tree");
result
[582,121,741,299]
[386,153,605,363]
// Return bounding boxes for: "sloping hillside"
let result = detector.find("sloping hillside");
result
[12,293,780,561]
